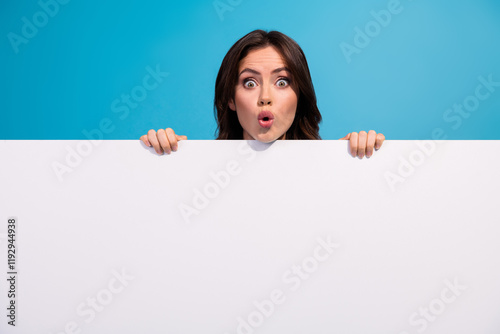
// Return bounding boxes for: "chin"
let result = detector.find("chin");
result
[252,133,280,143]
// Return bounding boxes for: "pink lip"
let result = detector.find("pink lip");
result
[258,111,274,129]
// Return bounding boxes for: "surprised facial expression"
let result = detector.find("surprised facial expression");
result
[229,46,298,143]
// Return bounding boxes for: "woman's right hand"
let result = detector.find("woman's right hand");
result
[140,128,188,155]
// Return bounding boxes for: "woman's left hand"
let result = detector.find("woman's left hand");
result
[339,130,385,158]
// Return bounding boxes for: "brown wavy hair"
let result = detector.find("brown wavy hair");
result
[214,30,322,140]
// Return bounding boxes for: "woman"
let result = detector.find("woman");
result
[140,30,385,158]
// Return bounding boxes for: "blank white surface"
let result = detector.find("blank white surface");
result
[0,140,499,334]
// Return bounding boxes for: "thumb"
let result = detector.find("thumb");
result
[176,135,188,140]
[339,133,351,140]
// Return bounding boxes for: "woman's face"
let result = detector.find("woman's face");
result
[229,46,298,142]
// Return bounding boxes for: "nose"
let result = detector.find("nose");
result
[259,99,272,106]
[258,85,272,106]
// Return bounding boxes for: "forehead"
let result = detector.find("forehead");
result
[239,46,287,71]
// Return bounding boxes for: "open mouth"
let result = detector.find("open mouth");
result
[258,111,274,129]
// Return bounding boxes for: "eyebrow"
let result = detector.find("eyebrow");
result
[238,67,290,77]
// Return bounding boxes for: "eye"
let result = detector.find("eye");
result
[244,79,257,88]
[276,78,290,87]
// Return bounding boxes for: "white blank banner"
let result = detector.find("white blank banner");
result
[1,140,499,334]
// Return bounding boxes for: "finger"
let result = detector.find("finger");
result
[165,128,178,152]
[176,135,188,141]
[147,129,163,154]
[157,129,172,154]
[366,130,377,158]
[140,135,151,147]
[349,132,358,158]
[357,131,367,158]
[375,133,385,150]
[339,133,351,140]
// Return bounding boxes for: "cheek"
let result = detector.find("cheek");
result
[234,90,254,112]
[234,93,256,126]
[280,91,298,116]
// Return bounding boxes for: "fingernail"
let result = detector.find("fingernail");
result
[172,146,177,152]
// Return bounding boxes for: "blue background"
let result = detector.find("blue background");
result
[1,0,500,140]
